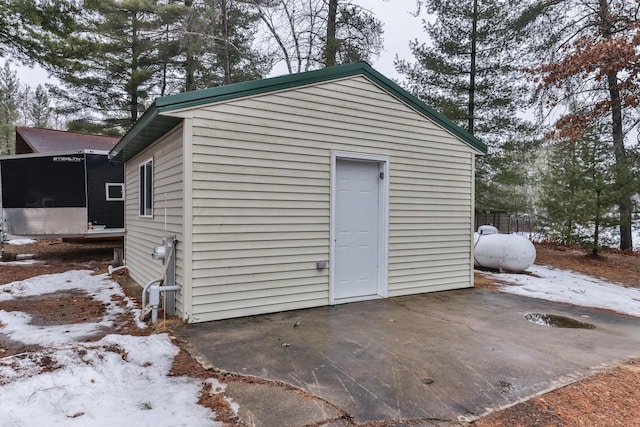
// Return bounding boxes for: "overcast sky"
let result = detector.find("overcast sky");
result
[352,0,424,80]
[10,0,426,89]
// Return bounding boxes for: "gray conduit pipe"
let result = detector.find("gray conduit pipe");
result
[141,278,163,311]
[140,237,183,323]
[141,279,183,323]
[149,284,182,323]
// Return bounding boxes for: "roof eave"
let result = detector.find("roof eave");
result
[108,106,183,162]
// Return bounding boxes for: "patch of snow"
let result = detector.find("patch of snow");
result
[0,270,145,335]
[530,221,640,250]
[5,239,36,245]
[480,265,640,317]
[0,270,227,426]
[228,400,240,415]
[0,334,223,426]
[1,270,109,301]
[577,222,640,250]
[0,259,42,266]
[204,378,240,416]
[0,310,116,347]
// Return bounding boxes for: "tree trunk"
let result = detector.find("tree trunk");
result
[324,0,338,67]
[608,71,633,250]
[282,1,302,72]
[184,0,196,92]
[131,90,138,124]
[468,0,478,135]
[221,0,231,84]
[593,187,601,256]
[130,13,139,124]
[599,0,633,250]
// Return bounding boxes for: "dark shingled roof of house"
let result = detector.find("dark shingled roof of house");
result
[15,126,119,154]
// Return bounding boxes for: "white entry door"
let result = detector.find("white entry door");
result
[333,158,383,301]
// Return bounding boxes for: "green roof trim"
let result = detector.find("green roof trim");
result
[109,62,487,162]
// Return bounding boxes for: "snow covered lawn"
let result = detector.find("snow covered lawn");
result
[0,270,227,426]
[480,264,640,317]
[4,238,37,246]
[0,270,144,346]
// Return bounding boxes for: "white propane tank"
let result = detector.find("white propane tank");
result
[474,229,536,272]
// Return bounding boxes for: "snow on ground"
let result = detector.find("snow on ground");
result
[0,334,224,427]
[0,271,228,426]
[4,238,36,245]
[513,220,640,249]
[0,259,41,266]
[480,265,640,317]
[3,263,637,425]
[0,270,145,345]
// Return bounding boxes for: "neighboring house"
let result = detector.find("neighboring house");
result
[15,126,118,154]
[109,62,488,323]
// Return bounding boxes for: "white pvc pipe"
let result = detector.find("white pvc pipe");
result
[108,265,127,275]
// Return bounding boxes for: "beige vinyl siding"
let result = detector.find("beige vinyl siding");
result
[188,141,330,321]
[124,124,186,314]
[172,75,475,322]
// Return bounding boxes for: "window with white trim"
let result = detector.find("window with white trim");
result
[139,158,153,217]
[105,183,125,201]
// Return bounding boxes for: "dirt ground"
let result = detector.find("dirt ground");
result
[1,239,639,426]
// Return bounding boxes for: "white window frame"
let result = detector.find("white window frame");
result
[105,183,125,201]
[139,157,153,218]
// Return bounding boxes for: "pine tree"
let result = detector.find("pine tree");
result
[247,0,382,73]
[539,142,583,244]
[23,84,53,128]
[0,0,91,75]
[332,2,382,65]
[521,0,640,249]
[50,0,185,134]
[396,0,537,216]
[539,126,617,254]
[325,0,338,67]
[0,62,20,154]
[182,0,269,90]
[19,0,269,133]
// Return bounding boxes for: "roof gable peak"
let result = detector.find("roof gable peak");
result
[110,62,487,162]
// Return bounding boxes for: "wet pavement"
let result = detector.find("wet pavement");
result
[177,289,640,426]
[524,312,596,329]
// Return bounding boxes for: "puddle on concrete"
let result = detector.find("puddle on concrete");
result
[525,313,596,329]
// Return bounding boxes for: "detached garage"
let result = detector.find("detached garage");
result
[109,62,487,323]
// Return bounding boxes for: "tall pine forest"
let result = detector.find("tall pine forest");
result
[0,0,638,250]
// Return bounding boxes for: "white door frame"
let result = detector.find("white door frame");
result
[330,151,389,304]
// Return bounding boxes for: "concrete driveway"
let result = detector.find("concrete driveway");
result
[177,289,640,426]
